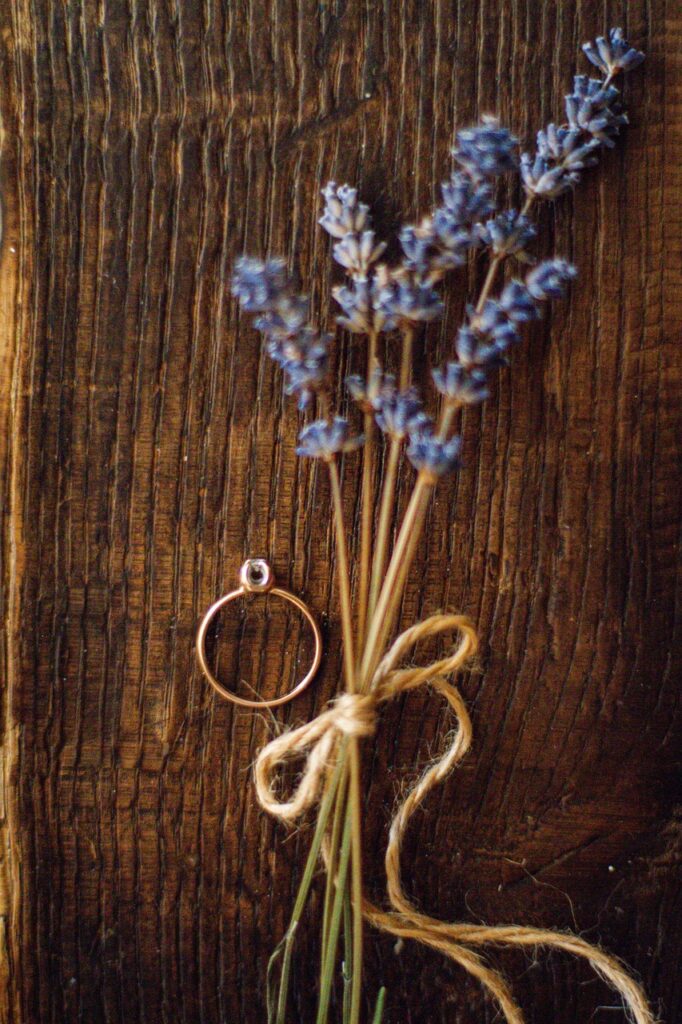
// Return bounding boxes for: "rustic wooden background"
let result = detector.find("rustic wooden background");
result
[0,1,680,1022]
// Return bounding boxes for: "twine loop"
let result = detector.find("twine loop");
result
[253,611,655,1024]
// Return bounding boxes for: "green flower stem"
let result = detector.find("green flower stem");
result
[320,755,349,971]
[342,884,353,1023]
[315,801,354,1024]
[371,987,387,1024]
[270,755,345,1024]
[347,738,364,1024]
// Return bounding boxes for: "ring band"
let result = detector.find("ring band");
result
[196,559,322,708]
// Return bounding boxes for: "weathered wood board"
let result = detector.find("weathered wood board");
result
[0,2,680,1021]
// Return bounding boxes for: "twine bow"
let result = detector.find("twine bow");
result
[255,614,475,822]
[254,613,655,1024]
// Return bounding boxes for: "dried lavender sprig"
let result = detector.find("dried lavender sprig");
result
[522,27,644,200]
[432,260,576,407]
[457,28,644,385]
[399,173,494,281]
[320,182,387,657]
[397,125,515,289]
[320,183,386,279]
[232,257,331,410]
[386,120,519,317]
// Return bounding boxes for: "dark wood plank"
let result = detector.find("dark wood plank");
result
[0,1,680,1022]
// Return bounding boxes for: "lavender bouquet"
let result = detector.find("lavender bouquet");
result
[231,28,651,1024]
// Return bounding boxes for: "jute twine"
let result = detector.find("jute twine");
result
[255,614,655,1024]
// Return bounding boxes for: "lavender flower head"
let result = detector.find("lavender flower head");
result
[565,76,628,147]
[436,259,576,411]
[432,362,490,406]
[440,171,495,223]
[232,257,290,312]
[319,183,370,239]
[231,257,330,410]
[521,126,601,199]
[296,417,364,461]
[372,265,444,327]
[522,29,644,200]
[483,211,537,261]
[333,279,373,335]
[526,259,577,300]
[333,231,386,278]
[582,28,645,77]
[453,116,518,179]
[267,329,331,409]
[320,182,386,280]
[373,386,429,440]
[320,180,390,332]
[407,427,462,478]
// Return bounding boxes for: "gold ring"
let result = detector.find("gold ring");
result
[196,559,322,708]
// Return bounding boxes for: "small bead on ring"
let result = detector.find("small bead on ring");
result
[196,559,322,708]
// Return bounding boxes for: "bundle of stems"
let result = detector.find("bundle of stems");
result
[231,27,647,1023]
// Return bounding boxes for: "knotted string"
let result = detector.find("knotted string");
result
[254,613,655,1024]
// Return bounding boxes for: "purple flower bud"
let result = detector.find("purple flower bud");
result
[453,117,518,179]
[432,362,490,405]
[582,28,645,77]
[333,280,373,334]
[267,328,331,410]
[499,280,539,322]
[565,76,628,148]
[296,418,364,460]
[232,257,291,312]
[441,172,496,222]
[374,387,426,440]
[526,260,577,301]
[482,211,537,260]
[407,428,462,477]
[520,152,581,199]
[233,253,332,407]
[319,182,370,239]
[254,293,310,339]
[333,231,386,276]
[372,266,444,328]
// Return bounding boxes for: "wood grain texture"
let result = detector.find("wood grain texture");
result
[0,1,680,1022]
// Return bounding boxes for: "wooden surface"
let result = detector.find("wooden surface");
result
[0,2,680,1022]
